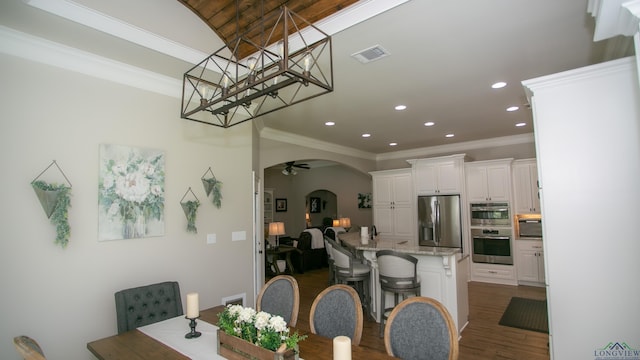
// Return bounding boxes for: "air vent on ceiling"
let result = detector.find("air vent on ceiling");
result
[351,45,390,64]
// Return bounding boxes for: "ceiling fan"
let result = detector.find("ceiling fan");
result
[282,161,310,175]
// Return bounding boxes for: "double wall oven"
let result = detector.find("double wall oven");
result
[470,202,513,265]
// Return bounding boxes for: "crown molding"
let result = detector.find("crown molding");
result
[523,56,635,96]
[260,127,377,160]
[588,0,640,40]
[24,0,209,64]
[0,26,181,98]
[260,125,535,162]
[375,133,536,161]
[24,0,410,66]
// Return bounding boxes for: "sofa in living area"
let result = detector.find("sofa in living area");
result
[286,228,328,273]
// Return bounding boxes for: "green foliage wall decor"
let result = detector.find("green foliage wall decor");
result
[32,180,72,248]
[201,167,223,208]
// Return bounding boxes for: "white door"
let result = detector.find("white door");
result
[253,172,264,301]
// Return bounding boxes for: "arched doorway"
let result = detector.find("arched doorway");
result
[305,189,337,228]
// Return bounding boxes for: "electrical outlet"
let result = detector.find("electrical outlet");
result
[206,233,216,244]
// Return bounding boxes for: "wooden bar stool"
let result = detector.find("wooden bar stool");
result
[376,250,421,337]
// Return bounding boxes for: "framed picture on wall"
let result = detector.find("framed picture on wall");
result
[275,198,287,212]
[358,193,372,209]
[310,197,321,213]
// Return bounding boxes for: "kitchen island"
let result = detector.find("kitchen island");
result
[338,232,469,334]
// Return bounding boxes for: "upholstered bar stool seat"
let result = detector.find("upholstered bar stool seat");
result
[331,244,371,317]
[376,250,421,337]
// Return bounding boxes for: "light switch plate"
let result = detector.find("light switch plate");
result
[232,231,246,241]
[206,233,216,244]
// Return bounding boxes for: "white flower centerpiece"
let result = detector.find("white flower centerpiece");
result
[217,304,305,360]
[99,145,164,239]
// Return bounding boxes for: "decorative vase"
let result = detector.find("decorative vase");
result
[123,207,146,238]
[216,330,297,360]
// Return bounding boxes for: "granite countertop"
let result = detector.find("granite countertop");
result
[338,232,461,257]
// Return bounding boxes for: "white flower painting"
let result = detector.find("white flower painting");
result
[98,144,165,240]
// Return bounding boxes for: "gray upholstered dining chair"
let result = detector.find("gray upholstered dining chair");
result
[384,296,459,360]
[309,284,363,346]
[256,275,300,327]
[377,250,421,337]
[13,335,46,360]
[114,281,183,334]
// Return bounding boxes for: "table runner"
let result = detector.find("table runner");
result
[138,316,224,359]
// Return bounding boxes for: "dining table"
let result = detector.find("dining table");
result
[87,305,396,359]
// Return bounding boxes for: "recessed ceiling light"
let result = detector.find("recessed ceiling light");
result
[515,122,527,127]
[506,106,519,112]
[424,122,435,127]
[492,82,507,89]
[362,133,371,138]
[394,105,407,111]
[389,142,398,146]
[325,121,335,126]
[445,133,454,138]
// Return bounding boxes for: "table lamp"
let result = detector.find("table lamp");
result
[332,219,340,227]
[339,217,351,231]
[268,222,285,249]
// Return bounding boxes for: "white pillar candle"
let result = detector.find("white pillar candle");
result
[360,226,368,237]
[186,292,199,318]
[333,336,351,360]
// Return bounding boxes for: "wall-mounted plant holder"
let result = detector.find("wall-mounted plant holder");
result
[201,167,223,209]
[31,160,72,248]
[180,187,200,233]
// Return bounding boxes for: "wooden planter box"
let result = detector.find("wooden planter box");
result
[217,329,297,360]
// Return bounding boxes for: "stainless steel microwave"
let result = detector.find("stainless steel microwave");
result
[470,202,511,226]
[518,218,542,238]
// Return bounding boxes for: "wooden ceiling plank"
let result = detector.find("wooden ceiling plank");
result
[178,0,355,58]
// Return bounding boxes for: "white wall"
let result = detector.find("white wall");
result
[0,54,255,359]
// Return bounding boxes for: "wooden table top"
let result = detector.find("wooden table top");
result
[87,306,396,359]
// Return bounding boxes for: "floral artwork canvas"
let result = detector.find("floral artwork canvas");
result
[358,193,372,208]
[98,144,165,240]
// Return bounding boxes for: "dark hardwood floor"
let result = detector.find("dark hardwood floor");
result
[278,267,549,360]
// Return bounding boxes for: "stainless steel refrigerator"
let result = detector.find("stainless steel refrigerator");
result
[417,195,462,248]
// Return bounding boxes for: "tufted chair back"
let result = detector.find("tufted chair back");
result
[114,281,183,334]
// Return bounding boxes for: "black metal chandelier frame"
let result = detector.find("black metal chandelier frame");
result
[181,6,334,128]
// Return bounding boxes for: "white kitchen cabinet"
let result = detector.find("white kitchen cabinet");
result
[408,154,465,195]
[470,262,517,285]
[512,159,540,214]
[371,169,414,240]
[516,240,545,286]
[523,57,640,358]
[465,159,512,202]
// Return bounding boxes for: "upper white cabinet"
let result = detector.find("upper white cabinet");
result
[512,159,540,214]
[409,154,465,195]
[465,159,512,202]
[371,169,414,240]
